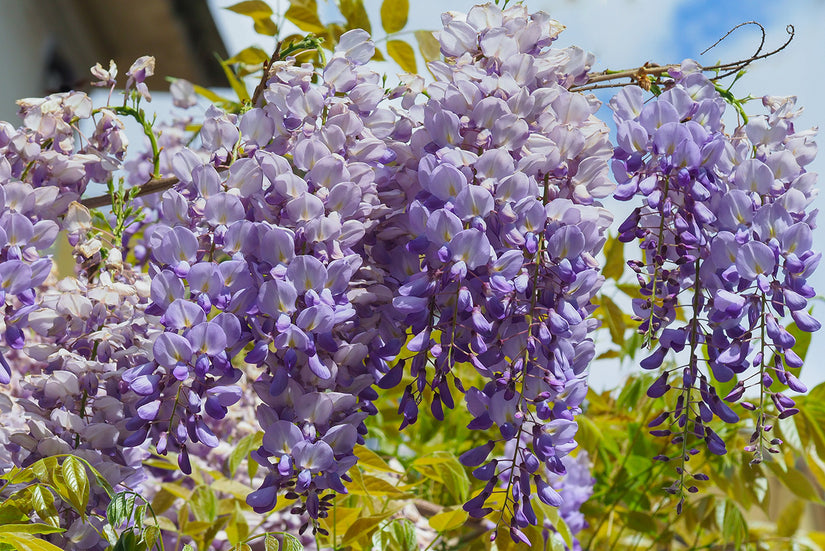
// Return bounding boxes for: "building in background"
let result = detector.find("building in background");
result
[0,0,227,121]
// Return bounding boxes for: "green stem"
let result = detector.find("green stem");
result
[676,259,702,501]
[644,176,670,348]
[112,105,161,178]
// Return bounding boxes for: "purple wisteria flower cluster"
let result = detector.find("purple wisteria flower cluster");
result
[611,60,818,502]
[0,2,818,549]
[0,58,157,549]
[370,4,615,543]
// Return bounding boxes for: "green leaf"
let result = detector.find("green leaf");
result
[226,46,270,66]
[598,294,626,347]
[192,84,235,107]
[411,452,469,504]
[535,500,574,550]
[372,519,417,551]
[228,432,263,477]
[29,457,61,488]
[718,499,747,548]
[0,501,29,526]
[769,463,821,502]
[225,0,273,18]
[285,0,325,34]
[0,524,64,535]
[353,444,401,473]
[107,492,138,528]
[29,485,58,528]
[265,534,280,551]
[414,30,440,61]
[777,500,805,538]
[386,40,417,73]
[342,514,393,547]
[142,525,160,551]
[191,485,219,523]
[282,533,303,551]
[602,235,625,281]
[160,482,193,501]
[0,532,65,551]
[254,17,279,36]
[182,545,195,551]
[225,501,249,546]
[211,479,252,499]
[216,56,251,102]
[380,0,409,34]
[339,0,371,33]
[61,456,90,515]
[429,506,467,532]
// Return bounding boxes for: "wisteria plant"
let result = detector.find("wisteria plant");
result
[0,1,822,550]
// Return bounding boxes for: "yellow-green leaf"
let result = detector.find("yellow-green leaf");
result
[225,0,273,19]
[414,30,441,61]
[161,482,193,501]
[191,485,219,523]
[428,506,467,532]
[265,534,280,551]
[0,524,64,535]
[61,456,90,515]
[282,533,303,551]
[0,532,65,551]
[226,502,250,546]
[30,485,58,528]
[254,17,279,36]
[598,295,626,346]
[777,500,805,538]
[143,525,161,550]
[536,500,574,550]
[285,0,325,34]
[150,488,178,515]
[319,505,360,538]
[354,444,401,473]
[380,0,409,34]
[0,502,28,525]
[387,40,417,74]
[602,235,625,281]
[339,0,371,33]
[228,432,263,477]
[143,515,178,532]
[718,499,747,548]
[411,452,469,504]
[192,84,234,106]
[771,464,822,502]
[216,56,251,102]
[212,479,253,499]
[226,46,270,66]
[347,474,410,498]
[342,513,394,546]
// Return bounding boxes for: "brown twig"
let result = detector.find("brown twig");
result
[80,176,179,209]
[570,21,795,92]
[251,41,283,108]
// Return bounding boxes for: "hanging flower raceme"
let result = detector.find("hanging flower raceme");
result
[612,61,819,502]
[364,3,615,542]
